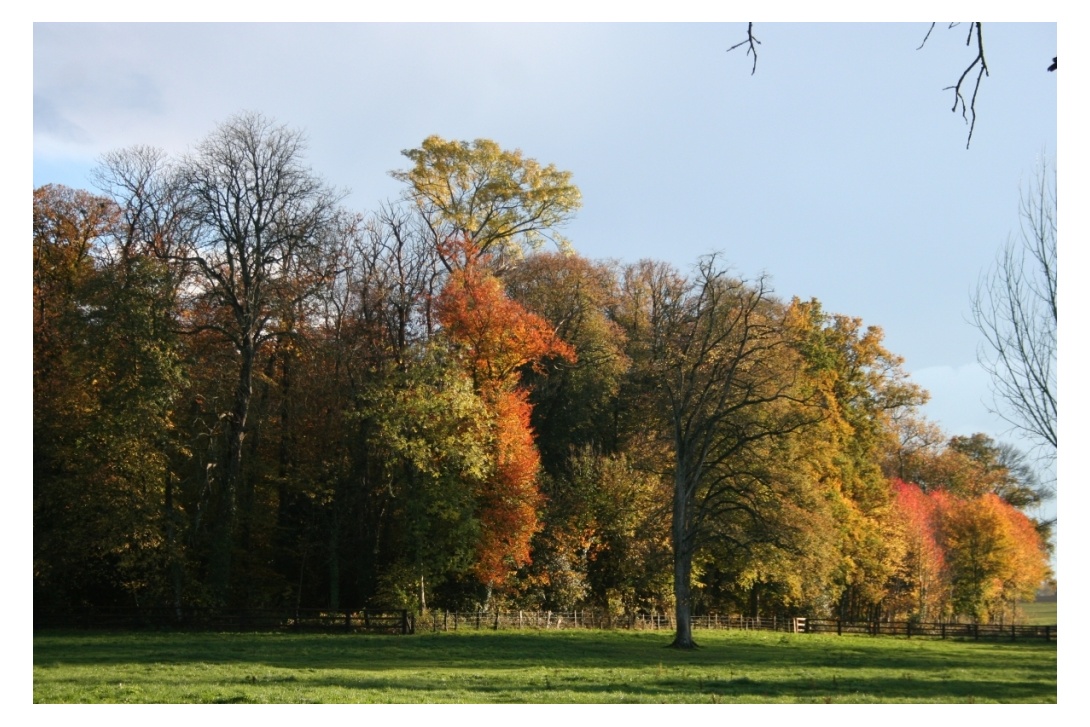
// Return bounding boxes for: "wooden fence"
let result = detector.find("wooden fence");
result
[417,610,806,633]
[34,608,1056,641]
[804,618,1056,641]
[34,607,414,634]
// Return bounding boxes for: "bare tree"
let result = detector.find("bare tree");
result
[972,160,1057,457]
[174,112,344,601]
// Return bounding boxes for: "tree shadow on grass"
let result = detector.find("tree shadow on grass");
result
[33,629,1056,703]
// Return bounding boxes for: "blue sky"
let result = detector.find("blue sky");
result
[30,20,1065,511]
[32,22,1056,431]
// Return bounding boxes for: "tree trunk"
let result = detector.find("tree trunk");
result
[164,471,184,620]
[671,469,697,648]
[672,546,696,648]
[328,515,340,610]
[209,336,255,605]
[749,582,760,618]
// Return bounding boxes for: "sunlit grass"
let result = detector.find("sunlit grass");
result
[33,628,1056,704]
[1020,600,1057,625]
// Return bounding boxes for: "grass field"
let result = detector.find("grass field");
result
[33,628,1056,704]
[1021,600,1058,625]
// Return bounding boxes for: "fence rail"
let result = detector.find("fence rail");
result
[34,607,414,634]
[33,608,1056,641]
[805,618,1055,641]
[418,610,806,633]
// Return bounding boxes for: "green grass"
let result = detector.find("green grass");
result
[1021,600,1057,625]
[33,628,1056,704]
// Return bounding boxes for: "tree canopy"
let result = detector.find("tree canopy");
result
[33,120,1052,630]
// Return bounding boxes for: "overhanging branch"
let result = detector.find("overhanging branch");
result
[726,22,761,75]
[920,22,989,149]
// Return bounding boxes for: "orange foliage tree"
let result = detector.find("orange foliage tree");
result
[937,490,1049,621]
[433,238,575,591]
[890,479,947,620]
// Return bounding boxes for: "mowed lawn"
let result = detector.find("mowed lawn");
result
[1021,600,1057,625]
[33,628,1056,704]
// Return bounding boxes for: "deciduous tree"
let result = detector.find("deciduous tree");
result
[972,159,1057,457]
[391,136,581,267]
[616,256,817,648]
[34,185,183,610]
[172,112,344,603]
[433,239,575,599]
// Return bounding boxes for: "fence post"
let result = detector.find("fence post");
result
[476,610,481,630]
[494,611,500,631]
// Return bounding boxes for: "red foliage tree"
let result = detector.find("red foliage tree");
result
[891,479,947,619]
[434,238,575,389]
[434,238,576,590]
[472,388,544,585]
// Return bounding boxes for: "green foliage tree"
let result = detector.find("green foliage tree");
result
[613,255,819,648]
[503,252,630,471]
[391,136,582,267]
[34,185,183,610]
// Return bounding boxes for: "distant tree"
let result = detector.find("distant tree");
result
[937,490,1050,622]
[971,159,1057,457]
[785,298,929,621]
[890,479,947,621]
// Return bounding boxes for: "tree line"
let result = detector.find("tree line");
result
[33,112,1052,647]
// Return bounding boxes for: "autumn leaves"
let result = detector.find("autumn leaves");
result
[33,122,1051,623]
[433,237,575,586]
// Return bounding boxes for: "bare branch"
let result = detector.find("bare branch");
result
[933,22,989,149]
[917,22,937,50]
[726,22,761,75]
[971,159,1056,456]
[918,22,992,147]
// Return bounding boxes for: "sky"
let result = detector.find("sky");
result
[16,7,1085,712]
[31,20,1058,463]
